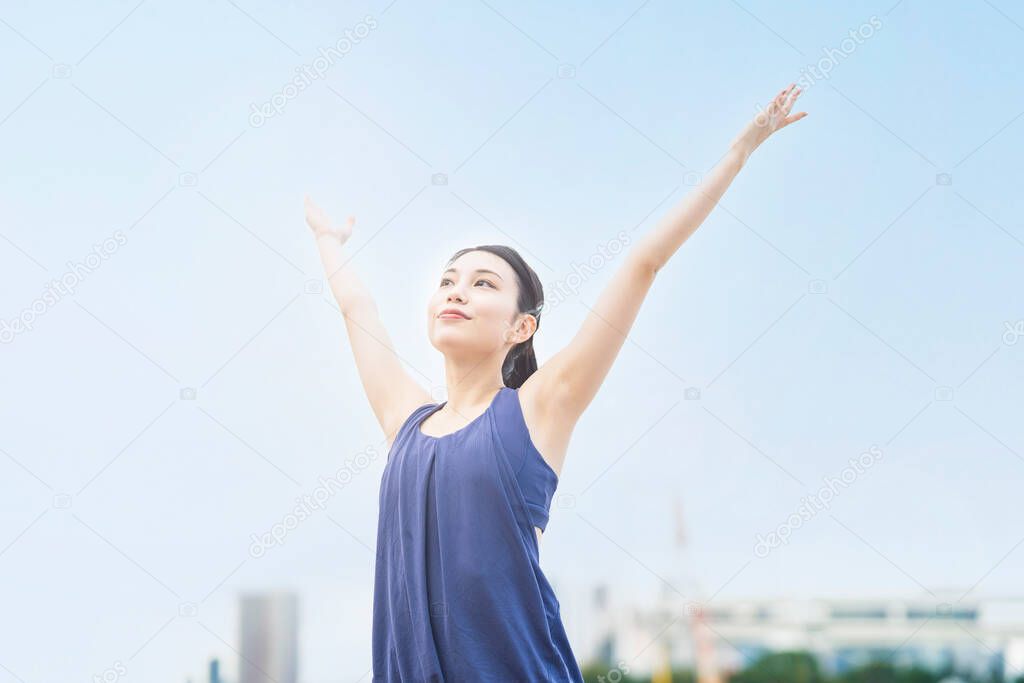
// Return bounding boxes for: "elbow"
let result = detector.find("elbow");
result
[629,250,662,279]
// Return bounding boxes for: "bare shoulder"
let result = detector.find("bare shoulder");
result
[382,384,434,450]
[516,368,582,479]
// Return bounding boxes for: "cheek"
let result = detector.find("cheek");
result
[478,307,516,344]
[426,298,439,331]
[427,293,443,316]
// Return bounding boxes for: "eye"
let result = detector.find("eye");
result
[440,277,495,288]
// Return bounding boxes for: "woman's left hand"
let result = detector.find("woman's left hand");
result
[737,83,808,152]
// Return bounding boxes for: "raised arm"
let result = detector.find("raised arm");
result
[305,196,430,447]
[523,84,807,430]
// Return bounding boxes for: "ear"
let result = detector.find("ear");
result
[515,312,538,343]
[500,313,536,345]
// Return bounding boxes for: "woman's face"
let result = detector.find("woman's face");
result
[427,250,531,360]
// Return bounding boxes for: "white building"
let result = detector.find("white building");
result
[587,588,1024,680]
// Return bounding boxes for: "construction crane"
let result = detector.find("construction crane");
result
[674,496,724,683]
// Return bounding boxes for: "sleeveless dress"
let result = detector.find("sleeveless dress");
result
[371,385,584,682]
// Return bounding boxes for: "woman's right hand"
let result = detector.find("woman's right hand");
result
[304,194,354,245]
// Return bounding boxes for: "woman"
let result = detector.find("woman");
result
[305,84,806,682]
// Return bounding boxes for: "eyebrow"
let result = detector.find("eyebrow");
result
[442,268,504,280]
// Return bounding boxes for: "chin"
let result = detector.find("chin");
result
[432,333,489,358]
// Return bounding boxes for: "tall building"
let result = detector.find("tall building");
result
[591,584,615,666]
[238,591,299,683]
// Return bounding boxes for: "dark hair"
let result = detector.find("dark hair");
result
[445,245,544,389]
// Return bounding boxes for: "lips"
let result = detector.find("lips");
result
[438,308,470,319]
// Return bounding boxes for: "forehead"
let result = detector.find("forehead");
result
[445,250,512,278]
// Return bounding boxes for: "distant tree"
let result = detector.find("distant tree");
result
[836,661,939,683]
[579,660,696,683]
[580,661,642,683]
[729,651,825,683]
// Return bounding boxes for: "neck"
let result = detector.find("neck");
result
[440,353,505,415]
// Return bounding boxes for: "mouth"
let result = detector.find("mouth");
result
[438,309,470,320]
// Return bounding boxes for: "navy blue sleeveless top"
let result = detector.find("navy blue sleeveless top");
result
[371,386,584,682]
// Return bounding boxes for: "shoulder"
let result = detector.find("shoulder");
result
[384,389,435,450]
[511,373,577,479]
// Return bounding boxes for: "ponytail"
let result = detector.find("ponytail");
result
[503,335,538,389]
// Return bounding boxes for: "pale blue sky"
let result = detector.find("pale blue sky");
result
[2,1,1023,681]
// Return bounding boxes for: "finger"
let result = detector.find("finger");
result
[781,111,808,127]
[305,202,325,227]
[781,84,797,107]
[775,83,794,105]
[782,88,801,115]
[772,88,792,115]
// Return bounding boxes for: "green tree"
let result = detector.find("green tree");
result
[836,661,939,683]
[580,661,642,683]
[730,651,825,683]
[579,661,696,683]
